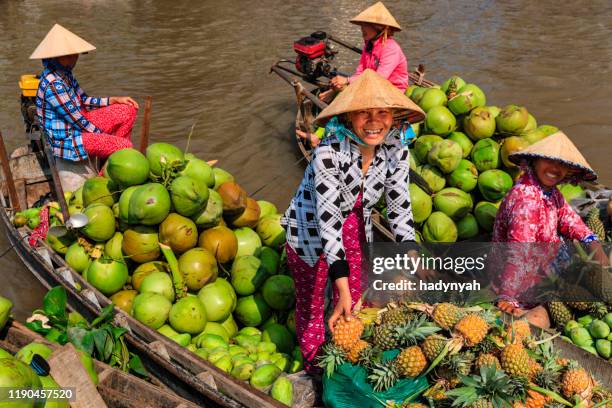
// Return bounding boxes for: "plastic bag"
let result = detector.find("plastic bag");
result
[322,350,429,408]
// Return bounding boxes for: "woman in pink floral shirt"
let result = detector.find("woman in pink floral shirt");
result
[493,131,607,326]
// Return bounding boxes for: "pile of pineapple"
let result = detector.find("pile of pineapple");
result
[318,302,611,407]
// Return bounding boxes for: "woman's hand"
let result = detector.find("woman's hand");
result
[497,300,527,317]
[329,76,348,90]
[318,89,336,101]
[296,129,321,147]
[109,96,139,109]
[328,277,353,333]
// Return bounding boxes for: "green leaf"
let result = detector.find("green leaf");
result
[43,287,67,320]
[45,328,68,345]
[110,326,128,340]
[128,353,148,378]
[91,328,114,362]
[90,305,114,327]
[67,327,94,355]
[25,320,51,334]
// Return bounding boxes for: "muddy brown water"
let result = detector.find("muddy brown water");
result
[0,0,610,319]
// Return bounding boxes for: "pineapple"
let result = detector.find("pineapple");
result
[524,390,550,408]
[396,346,427,378]
[533,341,562,391]
[546,302,573,328]
[455,314,489,346]
[316,343,346,377]
[586,208,606,241]
[332,316,364,352]
[528,358,543,380]
[500,343,531,378]
[565,301,590,311]
[433,303,461,329]
[346,339,370,364]
[356,307,381,326]
[436,351,474,388]
[589,302,609,319]
[475,335,503,356]
[394,314,442,348]
[474,353,500,371]
[508,319,531,344]
[401,404,428,408]
[381,303,411,326]
[368,361,400,392]
[372,324,399,351]
[445,364,517,408]
[561,362,592,399]
[422,334,448,361]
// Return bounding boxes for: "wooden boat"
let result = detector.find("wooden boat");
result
[0,144,305,408]
[0,319,202,408]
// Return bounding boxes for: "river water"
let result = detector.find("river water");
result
[0,0,610,318]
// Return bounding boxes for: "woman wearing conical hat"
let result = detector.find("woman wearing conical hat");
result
[328,2,408,92]
[31,24,139,162]
[492,132,608,326]
[282,70,425,371]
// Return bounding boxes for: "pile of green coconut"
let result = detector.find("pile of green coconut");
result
[384,76,586,242]
[39,144,299,404]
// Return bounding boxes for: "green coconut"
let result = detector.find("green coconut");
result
[170,176,209,217]
[146,143,184,177]
[198,225,238,264]
[107,148,150,187]
[418,88,447,112]
[471,138,500,172]
[213,168,235,190]
[447,83,486,115]
[0,297,12,332]
[192,189,224,228]
[478,170,513,201]
[409,183,432,223]
[122,226,160,263]
[179,248,218,292]
[257,201,277,220]
[132,292,172,329]
[181,153,216,188]
[417,165,446,193]
[447,132,473,159]
[128,183,171,225]
[456,213,479,239]
[447,159,478,192]
[104,231,124,261]
[409,87,429,105]
[523,114,537,132]
[484,105,501,119]
[159,213,198,254]
[496,105,529,136]
[427,140,463,173]
[474,201,500,232]
[197,278,237,323]
[230,197,260,229]
[463,107,496,140]
[441,76,466,95]
[118,185,139,224]
[234,227,262,257]
[414,135,444,163]
[81,203,116,242]
[234,293,271,327]
[501,136,531,168]
[65,242,91,274]
[217,182,247,217]
[433,188,473,219]
[256,214,286,249]
[140,272,175,302]
[132,261,168,292]
[522,125,558,145]
[558,183,586,203]
[82,176,117,208]
[261,275,295,311]
[169,296,208,335]
[422,212,458,243]
[231,255,269,296]
[86,257,129,296]
[425,106,457,137]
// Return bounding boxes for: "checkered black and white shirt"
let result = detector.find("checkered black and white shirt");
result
[282,133,415,268]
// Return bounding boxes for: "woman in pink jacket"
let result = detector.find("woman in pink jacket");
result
[330,2,408,92]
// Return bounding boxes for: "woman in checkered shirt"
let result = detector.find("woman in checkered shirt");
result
[281,69,425,371]
[31,24,139,162]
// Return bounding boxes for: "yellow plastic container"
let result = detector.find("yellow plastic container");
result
[19,74,39,97]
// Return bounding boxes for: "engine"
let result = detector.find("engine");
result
[293,31,337,80]
[19,74,40,133]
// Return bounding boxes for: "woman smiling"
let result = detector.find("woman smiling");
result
[281,69,425,372]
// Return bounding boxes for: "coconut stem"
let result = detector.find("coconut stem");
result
[159,243,187,299]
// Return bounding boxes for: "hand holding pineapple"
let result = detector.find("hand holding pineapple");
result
[328,277,353,333]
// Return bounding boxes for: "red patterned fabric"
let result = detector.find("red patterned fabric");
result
[492,169,594,302]
[287,193,367,372]
[81,104,136,159]
[28,206,50,247]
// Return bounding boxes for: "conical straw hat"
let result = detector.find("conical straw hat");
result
[509,131,597,181]
[30,24,96,59]
[314,69,425,126]
[350,2,401,31]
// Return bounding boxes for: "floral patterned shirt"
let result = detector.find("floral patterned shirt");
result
[492,169,596,302]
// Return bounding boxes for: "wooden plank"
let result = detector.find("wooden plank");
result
[139,96,153,153]
[0,132,21,211]
[48,343,108,408]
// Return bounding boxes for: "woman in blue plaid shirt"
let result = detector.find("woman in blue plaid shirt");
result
[31,24,139,162]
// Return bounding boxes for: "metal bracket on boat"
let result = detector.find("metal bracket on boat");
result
[149,341,171,362]
[35,247,53,269]
[80,289,102,311]
[56,267,77,288]
[196,371,218,390]
[112,312,132,332]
